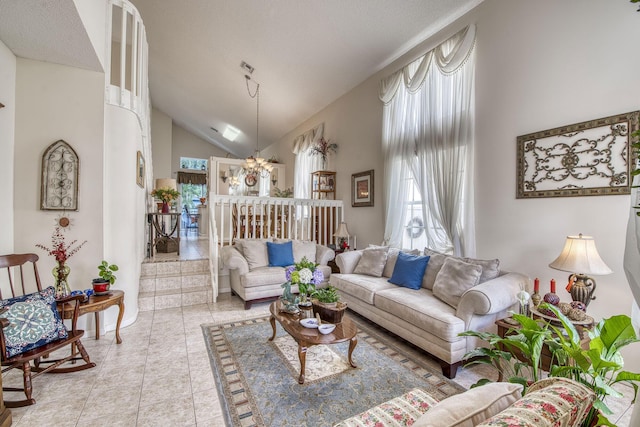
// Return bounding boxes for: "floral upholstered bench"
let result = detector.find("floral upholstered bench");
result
[335,378,595,427]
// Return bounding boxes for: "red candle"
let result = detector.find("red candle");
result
[534,278,540,293]
[550,279,556,293]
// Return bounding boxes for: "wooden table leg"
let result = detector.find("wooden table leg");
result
[115,297,124,344]
[268,315,276,341]
[298,344,307,384]
[348,336,358,368]
[94,312,100,340]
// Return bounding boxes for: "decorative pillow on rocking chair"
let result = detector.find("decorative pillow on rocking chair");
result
[0,286,68,358]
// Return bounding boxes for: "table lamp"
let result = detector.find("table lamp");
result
[548,234,612,308]
[333,222,350,250]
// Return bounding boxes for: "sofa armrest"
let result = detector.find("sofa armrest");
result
[220,245,249,276]
[456,272,528,325]
[335,250,363,274]
[316,245,335,265]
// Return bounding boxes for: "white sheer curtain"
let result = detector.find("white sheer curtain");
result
[293,123,324,199]
[379,24,476,256]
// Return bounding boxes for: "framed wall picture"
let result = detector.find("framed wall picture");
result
[41,140,79,211]
[136,151,145,188]
[516,111,639,198]
[352,169,374,207]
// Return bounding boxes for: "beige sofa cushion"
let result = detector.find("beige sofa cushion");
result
[414,382,523,427]
[354,248,388,277]
[432,257,482,308]
[423,248,500,288]
[242,240,270,270]
[374,287,465,342]
[240,266,287,288]
[332,274,396,305]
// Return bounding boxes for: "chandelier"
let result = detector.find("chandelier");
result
[243,73,273,179]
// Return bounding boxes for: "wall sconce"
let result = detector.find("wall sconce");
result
[220,170,228,183]
[271,169,278,186]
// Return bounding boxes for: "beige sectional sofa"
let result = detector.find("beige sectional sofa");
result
[330,247,527,378]
[220,239,334,309]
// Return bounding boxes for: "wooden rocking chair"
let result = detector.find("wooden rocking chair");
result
[0,253,96,407]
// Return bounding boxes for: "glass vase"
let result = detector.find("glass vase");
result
[52,262,71,299]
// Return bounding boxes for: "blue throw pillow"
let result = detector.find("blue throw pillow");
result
[0,286,69,358]
[388,252,430,290]
[267,241,294,267]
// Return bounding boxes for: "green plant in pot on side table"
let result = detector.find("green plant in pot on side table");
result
[92,260,118,295]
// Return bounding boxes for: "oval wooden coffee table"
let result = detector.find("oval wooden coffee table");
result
[269,300,358,384]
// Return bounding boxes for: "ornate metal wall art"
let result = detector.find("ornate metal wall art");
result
[41,140,79,210]
[516,111,639,199]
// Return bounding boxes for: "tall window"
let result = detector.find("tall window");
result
[379,25,476,256]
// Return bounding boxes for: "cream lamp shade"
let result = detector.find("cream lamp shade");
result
[155,178,177,190]
[333,222,350,238]
[549,233,611,308]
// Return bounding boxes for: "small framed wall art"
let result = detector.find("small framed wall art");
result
[136,151,145,188]
[516,111,639,198]
[352,169,374,207]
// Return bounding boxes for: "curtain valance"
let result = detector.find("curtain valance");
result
[379,24,476,105]
[292,123,324,154]
[177,171,207,185]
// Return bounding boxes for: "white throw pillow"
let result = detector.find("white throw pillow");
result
[293,240,317,263]
[241,240,269,270]
[432,257,483,308]
[353,248,388,277]
[414,382,523,427]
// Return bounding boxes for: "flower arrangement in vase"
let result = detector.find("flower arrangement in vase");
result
[310,137,338,170]
[285,257,324,307]
[151,187,180,213]
[36,226,87,299]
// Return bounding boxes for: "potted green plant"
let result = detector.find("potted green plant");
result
[461,305,640,427]
[541,304,640,427]
[312,286,347,324]
[92,260,118,295]
[460,312,553,391]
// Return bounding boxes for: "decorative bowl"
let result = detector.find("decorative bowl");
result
[300,318,319,329]
[318,324,336,335]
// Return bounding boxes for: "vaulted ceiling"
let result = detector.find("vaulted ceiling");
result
[0,0,482,158]
[129,0,481,157]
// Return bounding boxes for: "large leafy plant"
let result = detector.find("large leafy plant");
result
[542,304,640,427]
[461,305,640,427]
[460,313,554,392]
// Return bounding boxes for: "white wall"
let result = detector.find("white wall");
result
[0,40,16,254]
[171,123,228,174]
[104,104,143,328]
[151,107,172,180]
[471,0,640,369]
[14,59,105,290]
[269,0,640,364]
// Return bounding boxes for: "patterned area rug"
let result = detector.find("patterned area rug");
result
[201,314,465,427]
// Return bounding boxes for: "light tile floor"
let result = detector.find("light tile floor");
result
[4,237,635,426]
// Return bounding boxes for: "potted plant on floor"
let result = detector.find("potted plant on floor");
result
[312,286,348,324]
[460,304,640,427]
[92,260,118,295]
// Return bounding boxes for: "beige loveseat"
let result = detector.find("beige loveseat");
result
[336,377,595,427]
[220,239,334,309]
[330,247,527,378]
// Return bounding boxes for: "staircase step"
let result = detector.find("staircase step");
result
[138,259,211,311]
